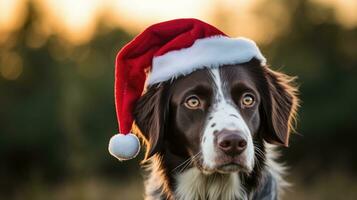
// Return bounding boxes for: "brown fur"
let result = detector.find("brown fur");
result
[132,59,299,199]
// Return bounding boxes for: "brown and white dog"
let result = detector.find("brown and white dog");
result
[133,58,299,200]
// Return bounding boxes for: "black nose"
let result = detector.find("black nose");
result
[216,130,247,156]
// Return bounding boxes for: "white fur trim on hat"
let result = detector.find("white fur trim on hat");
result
[148,36,266,85]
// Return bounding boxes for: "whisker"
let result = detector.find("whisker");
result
[172,158,192,173]
[179,151,202,173]
[252,143,266,170]
[172,151,202,173]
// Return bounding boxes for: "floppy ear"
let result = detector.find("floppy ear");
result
[261,66,299,146]
[133,84,169,160]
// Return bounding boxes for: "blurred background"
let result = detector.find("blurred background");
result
[1,0,357,199]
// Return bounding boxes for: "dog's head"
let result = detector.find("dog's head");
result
[133,58,298,174]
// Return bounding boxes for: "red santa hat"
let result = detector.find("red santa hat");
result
[108,18,266,160]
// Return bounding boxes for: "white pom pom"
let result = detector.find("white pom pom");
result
[108,133,140,160]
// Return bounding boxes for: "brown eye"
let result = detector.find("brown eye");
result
[185,96,201,109]
[241,93,255,108]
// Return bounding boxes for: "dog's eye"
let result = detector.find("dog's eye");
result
[241,93,255,108]
[185,96,201,109]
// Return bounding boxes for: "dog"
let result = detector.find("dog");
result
[132,58,299,200]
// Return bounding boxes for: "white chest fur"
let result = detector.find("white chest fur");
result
[175,168,246,200]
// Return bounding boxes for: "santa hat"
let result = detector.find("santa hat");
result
[108,18,266,160]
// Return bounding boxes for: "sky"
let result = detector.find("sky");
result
[0,0,357,45]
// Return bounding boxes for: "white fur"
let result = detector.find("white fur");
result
[201,69,255,171]
[175,168,246,200]
[147,36,266,85]
[264,143,289,198]
[173,145,286,200]
[143,145,287,200]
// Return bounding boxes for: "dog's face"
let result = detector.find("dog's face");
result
[170,65,260,173]
[134,59,298,174]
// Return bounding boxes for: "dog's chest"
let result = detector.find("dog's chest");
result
[144,166,281,200]
[174,168,245,200]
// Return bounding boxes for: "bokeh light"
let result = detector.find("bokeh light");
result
[0,51,23,80]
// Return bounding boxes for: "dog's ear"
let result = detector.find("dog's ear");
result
[133,84,168,160]
[261,66,299,146]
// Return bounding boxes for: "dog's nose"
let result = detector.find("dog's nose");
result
[216,130,247,156]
